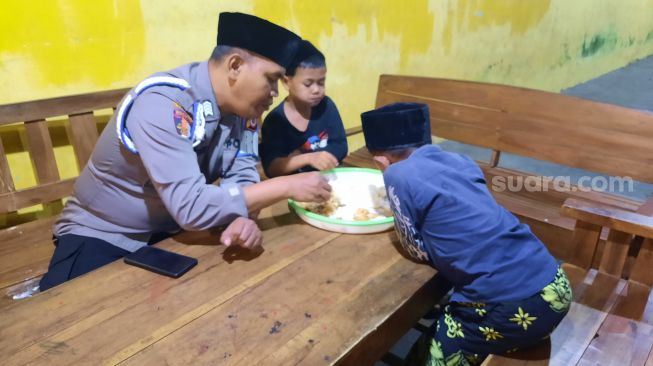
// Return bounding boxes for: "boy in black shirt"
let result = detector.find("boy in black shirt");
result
[260,40,348,177]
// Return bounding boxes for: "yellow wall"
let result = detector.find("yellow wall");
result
[3,0,653,118]
[1,0,652,218]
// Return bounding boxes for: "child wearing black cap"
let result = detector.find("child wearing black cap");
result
[360,103,571,365]
[260,40,348,177]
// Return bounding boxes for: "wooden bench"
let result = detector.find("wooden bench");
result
[344,75,653,365]
[0,89,129,308]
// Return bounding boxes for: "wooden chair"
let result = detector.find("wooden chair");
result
[0,89,129,308]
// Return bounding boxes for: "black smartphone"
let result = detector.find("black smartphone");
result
[124,246,198,278]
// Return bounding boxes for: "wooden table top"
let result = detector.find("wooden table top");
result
[1,201,443,366]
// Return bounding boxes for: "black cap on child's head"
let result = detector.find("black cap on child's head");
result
[361,103,432,151]
[217,12,301,70]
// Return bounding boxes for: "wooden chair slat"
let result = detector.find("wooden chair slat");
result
[0,88,129,125]
[24,119,59,184]
[577,314,653,366]
[629,238,653,287]
[598,229,634,277]
[0,137,15,194]
[568,220,602,270]
[68,112,99,170]
[0,178,75,214]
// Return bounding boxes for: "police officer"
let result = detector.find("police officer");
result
[39,12,331,291]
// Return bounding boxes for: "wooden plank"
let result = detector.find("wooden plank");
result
[562,198,653,239]
[497,122,653,184]
[630,238,653,287]
[377,75,508,111]
[638,197,653,216]
[546,265,626,365]
[431,116,500,150]
[24,119,59,184]
[506,88,653,137]
[0,88,129,125]
[0,238,53,291]
[0,277,41,310]
[576,314,653,366]
[118,233,439,366]
[0,215,58,245]
[0,216,56,292]
[567,220,602,270]
[0,178,75,214]
[68,112,99,170]
[345,125,362,137]
[598,229,634,277]
[1,216,341,365]
[336,274,451,366]
[610,280,653,325]
[579,279,653,365]
[375,75,653,184]
[482,339,550,366]
[377,75,653,182]
[0,136,15,193]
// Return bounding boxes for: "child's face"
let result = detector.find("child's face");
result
[284,67,327,107]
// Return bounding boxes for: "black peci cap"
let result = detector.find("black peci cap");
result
[217,12,301,70]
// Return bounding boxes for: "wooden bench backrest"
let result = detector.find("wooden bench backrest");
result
[375,75,653,184]
[0,89,129,215]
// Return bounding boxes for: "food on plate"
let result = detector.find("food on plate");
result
[295,181,393,221]
[296,195,342,217]
[353,208,379,221]
[372,187,393,217]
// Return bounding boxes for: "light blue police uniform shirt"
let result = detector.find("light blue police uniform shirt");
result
[54,61,260,251]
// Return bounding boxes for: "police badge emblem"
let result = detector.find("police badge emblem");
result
[173,104,194,139]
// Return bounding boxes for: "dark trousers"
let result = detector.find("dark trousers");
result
[404,267,572,365]
[39,232,172,291]
[39,234,130,291]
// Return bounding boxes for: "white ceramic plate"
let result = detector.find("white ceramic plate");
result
[288,167,394,234]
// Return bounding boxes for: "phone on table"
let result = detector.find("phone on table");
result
[124,246,198,278]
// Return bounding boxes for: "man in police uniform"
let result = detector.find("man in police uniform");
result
[39,12,332,291]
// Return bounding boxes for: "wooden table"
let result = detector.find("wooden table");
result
[1,201,446,365]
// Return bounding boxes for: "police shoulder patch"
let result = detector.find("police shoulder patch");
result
[173,103,194,139]
[245,119,258,131]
